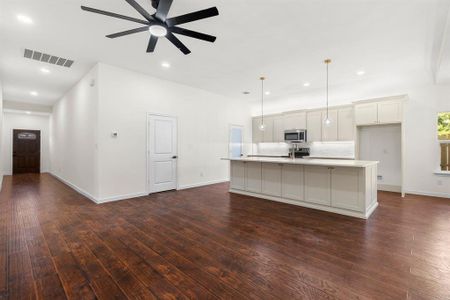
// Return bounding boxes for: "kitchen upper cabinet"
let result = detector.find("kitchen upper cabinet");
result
[230,161,246,190]
[283,112,307,130]
[355,100,403,126]
[378,100,402,124]
[322,110,338,141]
[338,107,354,141]
[262,117,274,142]
[282,164,304,201]
[304,166,331,206]
[262,163,282,197]
[306,111,322,142]
[331,167,363,212]
[246,162,262,193]
[252,117,263,143]
[273,117,285,142]
[354,103,378,125]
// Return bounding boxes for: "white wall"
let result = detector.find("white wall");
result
[253,72,450,198]
[96,63,252,201]
[0,81,3,188]
[359,124,401,188]
[50,65,99,199]
[1,112,50,175]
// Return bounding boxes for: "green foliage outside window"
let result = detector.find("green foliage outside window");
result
[438,112,450,140]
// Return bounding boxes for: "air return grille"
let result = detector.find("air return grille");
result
[24,48,74,68]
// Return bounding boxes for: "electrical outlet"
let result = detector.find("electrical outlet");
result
[377,175,383,181]
[437,180,443,186]
[200,172,204,177]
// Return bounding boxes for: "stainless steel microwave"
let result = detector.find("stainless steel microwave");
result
[284,129,307,143]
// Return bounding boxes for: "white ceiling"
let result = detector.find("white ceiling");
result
[0,0,448,106]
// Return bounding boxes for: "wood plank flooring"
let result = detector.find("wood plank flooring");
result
[0,173,449,299]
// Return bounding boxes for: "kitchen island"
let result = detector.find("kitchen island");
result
[224,157,378,219]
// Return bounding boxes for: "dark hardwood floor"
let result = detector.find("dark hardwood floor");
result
[0,174,449,299]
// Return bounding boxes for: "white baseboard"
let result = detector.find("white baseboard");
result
[404,190,450,199]
[98,192,148,204]
[177,179,229,191]
[0,174,3,192]
[50,172,98,203]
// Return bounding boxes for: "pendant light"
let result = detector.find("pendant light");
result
[259,76,266,131]
[324,59,332,126]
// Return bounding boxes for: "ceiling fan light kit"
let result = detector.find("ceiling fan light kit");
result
[81,0,219,55]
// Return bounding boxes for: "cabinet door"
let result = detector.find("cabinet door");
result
[230,161,246,190]
[306,111,322,142]
[354,103,378,125]
[262,117,274,143]
[273,117,285,142]
[246,162,262,193]
[262,163,282,197]
[331,167,363,212]
[338,107,355,141]
[378,101,402,124]
[252,117,263,143]
[304,166,331,206]
[322,110,338,141]
[283,112,307,130]
[282,164,304,201]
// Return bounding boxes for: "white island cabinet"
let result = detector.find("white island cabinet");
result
[226,157,378,219]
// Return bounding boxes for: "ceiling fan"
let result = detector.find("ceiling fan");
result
[81,0,219,55]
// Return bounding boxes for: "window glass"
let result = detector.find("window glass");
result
[438,112,450,140]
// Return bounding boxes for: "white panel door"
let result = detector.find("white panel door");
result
[338,107,355,141]
[282,164,304,201]
[262,163,282,197]
[148,115,177,193]
[322,110,338,141]
[331,167,363,212]
[246,162,262,193]
[306,111,322,142]
[283,112,307,130]
[378,101,402,124]
[354,103,378,125]
[230,161,246,190]
[304,166,331,205]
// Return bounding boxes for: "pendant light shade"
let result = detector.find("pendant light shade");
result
[324,59,332,127]
[259,76,266,131]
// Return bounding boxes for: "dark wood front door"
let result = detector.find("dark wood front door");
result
[13,129,41,174]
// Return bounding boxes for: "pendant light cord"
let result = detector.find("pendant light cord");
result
[260,77,265,126]
[326,61,329,119]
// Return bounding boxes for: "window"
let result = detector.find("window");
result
[438,112,450,171]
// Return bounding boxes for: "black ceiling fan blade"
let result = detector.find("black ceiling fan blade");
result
[166,32,191,55]
[170,27,216,43]
[106,26,150,39]
[166,7,219,26]
[125,0,155,22]
[81,6,149,25]
[155,0,173,22]
[147,35,159,52]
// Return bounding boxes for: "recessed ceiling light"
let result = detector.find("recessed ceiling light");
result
[161,62,170,68]
[265,91,271,95]
[17,14,33,24]
[149,25,167,37]
[242,91,250,95]
[40,67,50,74]
[30,91,38,96]
[356,70,366,76]
[303,82,311,87]
[26,111,31,115]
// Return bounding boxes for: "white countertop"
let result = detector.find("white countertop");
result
[223,157,378,168]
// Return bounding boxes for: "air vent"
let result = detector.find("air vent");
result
[23,48,74,68]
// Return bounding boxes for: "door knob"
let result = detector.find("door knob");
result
[172,156,178,159]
